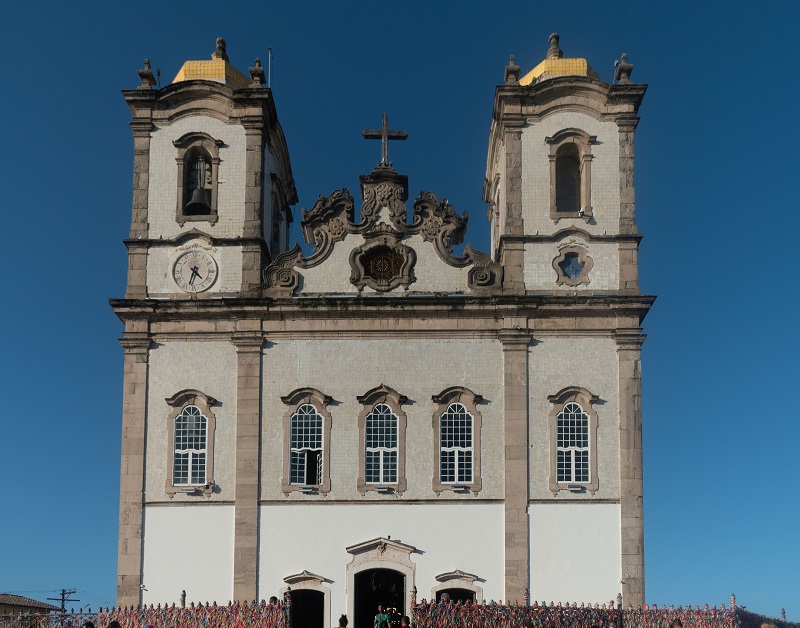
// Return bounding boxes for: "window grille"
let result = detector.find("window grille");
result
[365,403,399,484]
[290,403,324,485]
[440,402,473,483]
[173,405,207,485]
[556,402,590,482]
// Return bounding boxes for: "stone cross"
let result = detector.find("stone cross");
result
[362,113,407,167]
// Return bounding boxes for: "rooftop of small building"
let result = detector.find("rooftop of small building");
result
[0,594,60,612]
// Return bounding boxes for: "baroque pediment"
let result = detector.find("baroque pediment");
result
[264,165,502,296]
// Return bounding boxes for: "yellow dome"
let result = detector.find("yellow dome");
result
[519,33,599,86]
[171,38,251,89]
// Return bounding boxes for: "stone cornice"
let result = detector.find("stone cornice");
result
[110,293,655,318]
[123,234,268,249]
[500,232,644,244]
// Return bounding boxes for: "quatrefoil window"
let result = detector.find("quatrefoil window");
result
[553,245,593,287]
[559,253,584,280]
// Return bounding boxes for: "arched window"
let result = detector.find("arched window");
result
[432,387,483,494]
[545,128,595,221]
[365,403,399,484]
[556,402,589,483]
[357,385,408,494]
[173,405,207,485]
[555,144,581,214]
[173,132,222,225]
[547,387,599,494]
[289,404,324,486]
[165,389,217,496]
[183,149,214,216]
[281,388,332,495]
[439,403,473,484]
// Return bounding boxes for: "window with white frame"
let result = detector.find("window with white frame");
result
[165,389,217,496]
[281,388,333,495]
[173,405,208,485]
[365,403,399,484]
[432,387,483,494]
[556,402,589,483]
[290,403,324,485]
[547,386,599,494]
[439,403,473,483]
[357,384,408,495]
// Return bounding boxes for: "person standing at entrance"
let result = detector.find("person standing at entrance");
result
[374,603,391,628]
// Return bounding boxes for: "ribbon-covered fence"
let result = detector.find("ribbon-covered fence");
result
[1,597,789,628]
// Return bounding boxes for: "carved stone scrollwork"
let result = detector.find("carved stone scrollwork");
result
[300,189,358,264]
[360,167,410,231]
[464,245,503,292]
[263,245,305,297]
[350,225,417,292]
[411,191,468,260]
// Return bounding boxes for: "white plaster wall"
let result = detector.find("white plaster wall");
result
[521,113,620,235]
[148,116,247,239]
[142,504,234,604]
[528,337,619,499]
[258,503,504,613]
[529,503,621,603]
[523,240,619,291]
[145,341,237,501]
[298,233,472,294]
[261,338,504,500]
[146,240,243,295]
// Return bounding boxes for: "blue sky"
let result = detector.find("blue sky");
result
[1,0,797,620]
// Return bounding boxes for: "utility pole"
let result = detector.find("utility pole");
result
[47,589,79,613]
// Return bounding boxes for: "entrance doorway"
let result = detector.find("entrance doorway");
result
[290,589,325,628]
[354,568,405,628]
[436,588,475,604]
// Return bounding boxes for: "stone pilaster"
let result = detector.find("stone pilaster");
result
[501,125,525,294]
[116,331,151,607]
[126,121,152,298]
[619,239,640,294]
[241,123,266,295]
[617,330,645,606]
[232,327,264,602]
[499,325,531,602]
[618,117,639,236]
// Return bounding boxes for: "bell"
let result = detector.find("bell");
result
[185,187,211,215]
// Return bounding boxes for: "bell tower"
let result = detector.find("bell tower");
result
[484,34,650,605]
[485,33,645,297]
[122,38,297,299]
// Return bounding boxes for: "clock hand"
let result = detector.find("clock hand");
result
[189,265,202,285]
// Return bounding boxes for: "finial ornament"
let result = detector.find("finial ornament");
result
[249,58,266,86]
[547,33,563,59]
[505,54,520,85]
[614,52,634,83]
[137,58,156,89]
[213,37,229,61]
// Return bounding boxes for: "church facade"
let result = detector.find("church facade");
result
[113,35,651,627]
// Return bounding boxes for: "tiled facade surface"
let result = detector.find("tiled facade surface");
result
[524,240,619,291]
[528,337,620,500]
[299,233,475,295]
[521,112,620,236]
[148,116,247,239]
[144,341,237,502]
[115,40,651,611]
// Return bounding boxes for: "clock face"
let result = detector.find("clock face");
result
[172,250,218,292]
